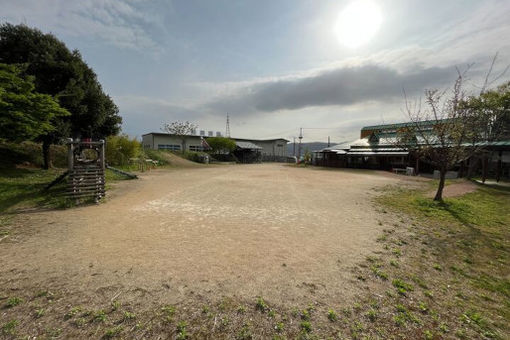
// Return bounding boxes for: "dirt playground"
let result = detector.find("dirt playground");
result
[0,163,417,338]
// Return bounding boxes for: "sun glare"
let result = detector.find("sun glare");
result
[334,0,382,48]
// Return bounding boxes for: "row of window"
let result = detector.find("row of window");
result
[158,144,181,151]
[157,144,204,152]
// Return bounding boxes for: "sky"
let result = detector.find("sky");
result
[2,0,510,143]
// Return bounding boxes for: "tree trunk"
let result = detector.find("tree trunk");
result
[434,166,446,201]
[496,151,502,182]
[42,140,52,170]
[481,154,488,183]
[459,160,465,178]
[466,155,481,180]
[181,138,186,153]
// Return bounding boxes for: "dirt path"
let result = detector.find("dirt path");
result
[1,164,408,309]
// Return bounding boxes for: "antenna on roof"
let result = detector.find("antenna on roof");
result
[226,114,231,138]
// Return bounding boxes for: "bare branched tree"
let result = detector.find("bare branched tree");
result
[400,68,481,201]
[400,56,509,200]
[161,121,198,153]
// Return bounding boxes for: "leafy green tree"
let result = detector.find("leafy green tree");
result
[206,137,236,154]
[467,81,510,142]
[464,81,510,181]
[0,63,69,141]
[0,23,122,168]
[105,134,141,166]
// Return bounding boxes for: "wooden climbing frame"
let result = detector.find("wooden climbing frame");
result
[66,138,106,202]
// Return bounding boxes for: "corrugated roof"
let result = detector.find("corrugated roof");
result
[142,132,289,143]
[235,141,262,150]
[348,151,409,156]
[320,140,353,152]
[361,119,448,131]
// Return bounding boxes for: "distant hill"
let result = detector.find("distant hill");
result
[286,142,341,156]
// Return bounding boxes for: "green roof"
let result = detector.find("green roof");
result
[361,119,446,131]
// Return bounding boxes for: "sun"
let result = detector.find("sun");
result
[334,0,382,49]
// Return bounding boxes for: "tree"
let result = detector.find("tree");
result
[0,63,69,141]
[464,81,510,181]
[161,121,198,152]
[0,23,122,168]
[105,134,141,166]
[206,137,236,154]
[400,69,480,201]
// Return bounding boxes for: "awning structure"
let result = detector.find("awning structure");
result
[235,141,262,150]
[348,151,409,156]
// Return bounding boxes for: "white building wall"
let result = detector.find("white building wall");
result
[253,140,287,156]
[143,134,288,156]
[142,134,204,151]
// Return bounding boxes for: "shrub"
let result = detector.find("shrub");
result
[182,151,208,163]
[206,137,236,154]
[105,134,141,166]
[143,149,170,165]
[0,141,67,168]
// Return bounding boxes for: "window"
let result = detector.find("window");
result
[189,145,203,152]
[158,144,181,151]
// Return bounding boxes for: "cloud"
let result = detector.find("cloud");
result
[205,64,458,114]
[114,95,203,136]
[0,0,161,50]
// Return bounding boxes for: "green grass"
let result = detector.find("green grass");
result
[0,167,70,213]
[377,179,510,338]
[255,297,268,312]
[0,163,140,214]
[5,296,23,307]
[327,309,338,322]
[2,320,18,335]
[300,321,312,333]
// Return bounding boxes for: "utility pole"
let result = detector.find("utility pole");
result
[298,128,303,160]
[293,137,296,157]
[328,136,330,147]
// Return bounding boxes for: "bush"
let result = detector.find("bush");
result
[0,141,67,168]
[206,137,236,154]
[143,149,170,165]
[182,151,209,163]
[105,135,141,166]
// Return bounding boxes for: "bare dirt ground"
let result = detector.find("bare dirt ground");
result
[0,164,420,338]
[427,180,478,198]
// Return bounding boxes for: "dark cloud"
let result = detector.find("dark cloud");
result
[206,64,458,114]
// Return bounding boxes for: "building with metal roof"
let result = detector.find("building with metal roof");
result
[313,120,510,179]
[142,132,289,163]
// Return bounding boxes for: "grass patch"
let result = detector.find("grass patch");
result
[2,320,18,336]
[392,279,414,296]
[376,180,510,338]
[0,167,71,212]
[103,326,122,339]
[327,309,338,322]
[176,321,189,340]
[5,296,23,308]
[300,321,312,333]
[255,297,268,312]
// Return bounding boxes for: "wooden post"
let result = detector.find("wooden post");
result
[67,138,74,171]
[99,139,105,170]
